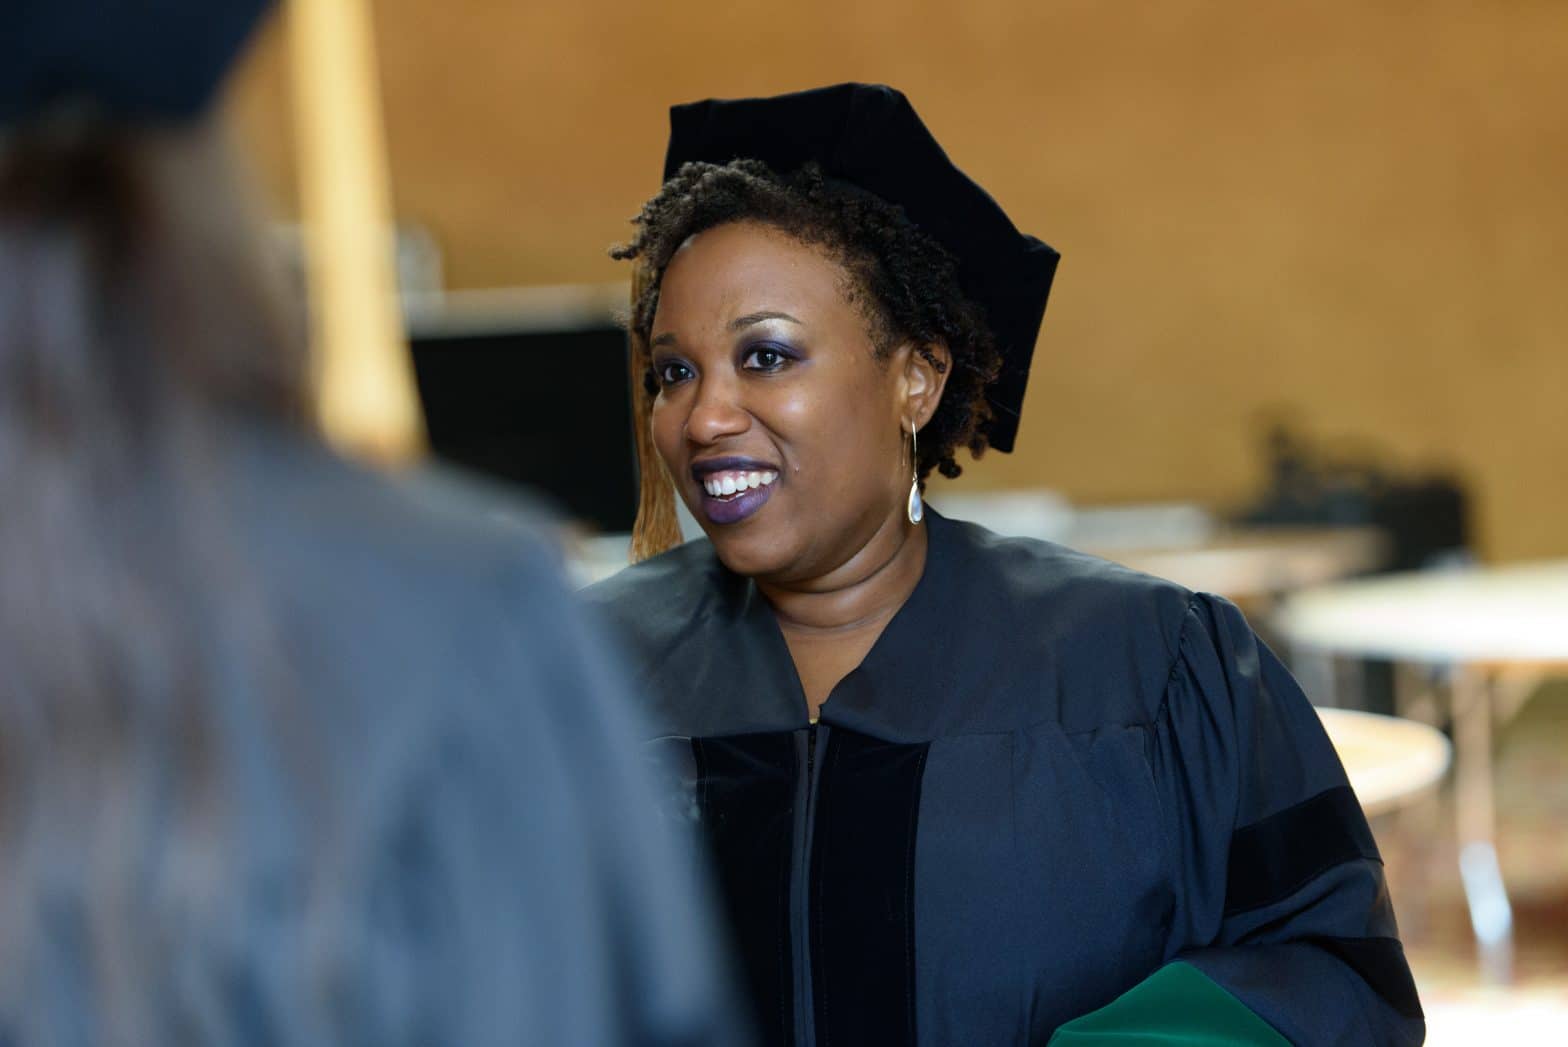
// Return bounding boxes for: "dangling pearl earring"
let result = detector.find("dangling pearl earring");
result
[906,423,924,525]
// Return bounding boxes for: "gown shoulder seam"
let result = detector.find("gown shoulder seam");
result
[1152,592,1207,727]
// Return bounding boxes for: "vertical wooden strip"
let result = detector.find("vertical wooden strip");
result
[286,0,424,463]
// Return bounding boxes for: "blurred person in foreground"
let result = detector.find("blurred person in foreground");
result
[0,2,742,1044]
[586,84,1424,1045]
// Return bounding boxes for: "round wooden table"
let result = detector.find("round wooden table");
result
[1277,561,1568,982]
[1317,707,1450,819]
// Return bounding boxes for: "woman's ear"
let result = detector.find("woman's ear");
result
[900,341,953,430]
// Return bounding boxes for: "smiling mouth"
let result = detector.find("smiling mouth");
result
[690,462,781,525]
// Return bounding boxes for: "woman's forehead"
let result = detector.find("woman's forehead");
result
[653,221,859,337]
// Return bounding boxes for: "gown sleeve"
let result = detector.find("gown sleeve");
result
[1058,593,1425,1045]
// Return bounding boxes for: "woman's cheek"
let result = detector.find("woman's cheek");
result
[649,399,682,460]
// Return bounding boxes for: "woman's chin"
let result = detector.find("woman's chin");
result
[680,486,786,577]
[702,521,796,580]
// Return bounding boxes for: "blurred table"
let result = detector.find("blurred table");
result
[1087,526,1388,604]
[1318,708,1450,819]
[1277,561,1568,983]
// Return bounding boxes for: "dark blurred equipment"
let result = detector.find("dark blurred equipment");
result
[409,295,638,533]
[1236,424,1472,572]
[1237,423,1473,716]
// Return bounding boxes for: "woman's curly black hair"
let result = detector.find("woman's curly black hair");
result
[611,159,1002,482]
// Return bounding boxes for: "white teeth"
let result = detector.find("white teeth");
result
[701,468,779,497]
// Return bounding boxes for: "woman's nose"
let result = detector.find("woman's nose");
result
[684,379,750,445]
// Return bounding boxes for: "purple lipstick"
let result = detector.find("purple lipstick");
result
[692,456,780,525]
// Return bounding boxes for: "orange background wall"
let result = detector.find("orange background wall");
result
[228,0,1568,562]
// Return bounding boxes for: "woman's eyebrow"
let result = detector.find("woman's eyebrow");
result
[729,310,802,331]
[651,311,801,347]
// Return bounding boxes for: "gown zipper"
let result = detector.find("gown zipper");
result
[791,722,826,1047]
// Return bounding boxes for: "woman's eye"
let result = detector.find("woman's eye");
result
[742,346,790,372]
[656,361,693,387]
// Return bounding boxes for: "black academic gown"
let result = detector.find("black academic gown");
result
[584,509,1424,1047]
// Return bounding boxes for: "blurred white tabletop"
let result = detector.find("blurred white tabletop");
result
[1091,526,1388,603]
[1277,560,1568,665]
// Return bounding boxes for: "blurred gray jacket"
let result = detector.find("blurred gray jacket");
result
[0,418,746,1047]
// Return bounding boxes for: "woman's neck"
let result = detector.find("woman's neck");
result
[758,514,929,717]
[757,514,928,638]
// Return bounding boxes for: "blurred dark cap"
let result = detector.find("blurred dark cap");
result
[0,0,273,128]
[663,82,1059,454]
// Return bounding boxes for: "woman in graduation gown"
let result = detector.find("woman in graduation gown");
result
[585,83,1424,1045]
